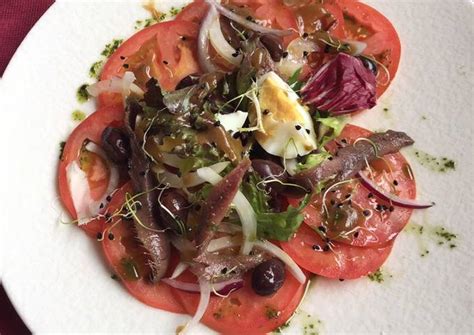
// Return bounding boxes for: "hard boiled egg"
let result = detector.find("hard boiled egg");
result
[255,71,317,159]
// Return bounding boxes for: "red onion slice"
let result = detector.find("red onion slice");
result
[162,278,244,295]
[358,172,434,209]
[208,0,292,36]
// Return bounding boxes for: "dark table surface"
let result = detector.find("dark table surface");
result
[1,1,54,334]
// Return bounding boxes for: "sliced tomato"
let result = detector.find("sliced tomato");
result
[176,0,208,24]
[98,20,201,108]
[173,269,305,334]
[281,224,393,279]
[101,183,186,314]
[337,0,401,97]
[304,124,415,247]
[57,106,123,237]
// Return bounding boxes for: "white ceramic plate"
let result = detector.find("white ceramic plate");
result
[0,0,472,333]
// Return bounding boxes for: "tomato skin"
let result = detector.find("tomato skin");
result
[101,183,186,314]
[176,0,208,24]
[337,0,401,98]
[281,224,393,279]
[58,106,123,237]
[172,270,305,334]
[99,20,201,108]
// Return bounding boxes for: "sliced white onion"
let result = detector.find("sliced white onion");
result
[160,152,187,168]
[344,39,367,56]
[66,142,119,225]
[196,167,257,255]
[86,71,144,98]
[170,262,190,279]
[198,5,219,73]
[277,37,319,79]
[163,277,243,294]
[217,222,243,234]
[209,13,243,66]
[253,240,306,284]
[283,158,299,176]
[155,162,230,188]
[208,0,292,36]
[207,235,242,253]
[358,171,434,209]
[178,278,211,335]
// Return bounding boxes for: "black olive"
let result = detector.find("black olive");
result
[143,78,165,109]
[251,159,288,193]
[176,74,199,90]
[219,16,242,50]
[159,189,190,232]
[358,56,378,76]
[101,127,130,164]
[260,35,284,62]
[252,258,285,296]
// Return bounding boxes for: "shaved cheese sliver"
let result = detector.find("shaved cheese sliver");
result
[253,240,306,284]
[155,162,230,188]
[178,278,211,335]
[207,235,242,253]
[86,71,144,98]
[66,142,119,225]
[196,167,257,255]
[217,111,248,135]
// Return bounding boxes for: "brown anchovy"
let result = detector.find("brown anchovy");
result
[192,249,270,282]
[125,104,170,283]
[194,158,251,251]
[291,130,415,192]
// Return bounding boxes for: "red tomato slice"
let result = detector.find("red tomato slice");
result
[302,124,415,247]
[176,0,208,24]
[281,224,393,279]
[58,106,123,237]
[338,0,401,97]
[172,270,305,334]
[101,183,186,314]
[99,20,201,108]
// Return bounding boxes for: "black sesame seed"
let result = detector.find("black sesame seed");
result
[108,233,115,240]
[328,157,333,161]
[306,129,311,134]
[96,232,103,240]
[312,244,321,251]
[106,195,112,202]
[363,210,370,216]
[330,199,336,205]
[214,120,221,127]
[282,51,289,58]
[317,226,326,233]
[120,56,125,60]
[345,194,351,199]
[263,109,270,115]
[163,60,169,65]
[233,132,241,139]
[389,206,395,212]
[354,231,359,238]
[368,193,374,198]
[232,52,239,57]
[99,203,104,209]
[303,51,309,57]
[323,245,330,252]
[341,139,347,144]
[123,64,129,68]
[105,213,112,221]
[376,204,382,211]
[339,278,345,282]
[180,36,187,41]
[295,125,302,130]
[393,180,399,186]
[302,32,309,38]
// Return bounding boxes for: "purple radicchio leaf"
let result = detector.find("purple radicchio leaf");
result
[301,53,377,115]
